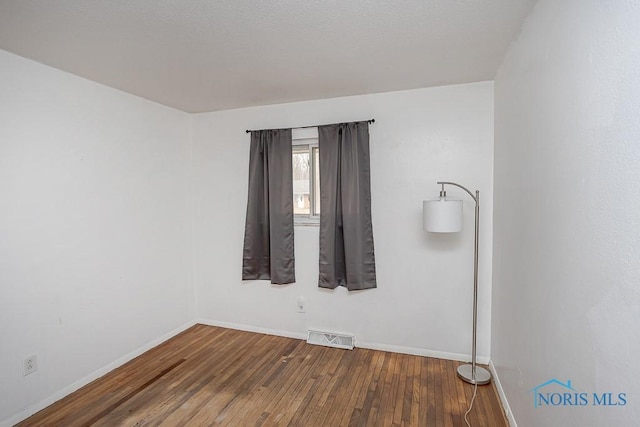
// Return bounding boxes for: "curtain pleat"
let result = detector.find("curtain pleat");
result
[318,122,377,290]
[242,129,295,284]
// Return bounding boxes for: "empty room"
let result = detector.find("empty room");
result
[1,1,639,426]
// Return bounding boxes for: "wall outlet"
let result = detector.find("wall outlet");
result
[23,355,37,376]
[297,296,306,313]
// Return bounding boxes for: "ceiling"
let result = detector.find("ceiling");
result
[0,0,535,113]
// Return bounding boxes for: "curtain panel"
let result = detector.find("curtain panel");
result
[242,129,295,284]
[318,121,377,290]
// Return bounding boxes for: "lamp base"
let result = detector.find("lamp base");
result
[457,364,492,385]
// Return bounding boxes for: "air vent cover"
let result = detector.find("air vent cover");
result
[306,330,355,350]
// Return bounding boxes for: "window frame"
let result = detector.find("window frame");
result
[292,128,320,226]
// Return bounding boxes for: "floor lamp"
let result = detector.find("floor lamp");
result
[423,181,491,385]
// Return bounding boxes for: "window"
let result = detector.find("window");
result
[292,128,319,224]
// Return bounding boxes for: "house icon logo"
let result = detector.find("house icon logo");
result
[530,379,627,408]
[530,379,576,408]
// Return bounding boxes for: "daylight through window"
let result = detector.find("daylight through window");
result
[292,129,319,223]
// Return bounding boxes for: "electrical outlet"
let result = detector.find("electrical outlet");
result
[23,355,37,376]
[297,296,306,313]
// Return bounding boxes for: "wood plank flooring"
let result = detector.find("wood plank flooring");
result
[18,324,507,426]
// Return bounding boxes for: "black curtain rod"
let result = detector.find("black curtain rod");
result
[245,119,375,133]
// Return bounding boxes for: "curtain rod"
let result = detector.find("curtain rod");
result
[245,119,375,133]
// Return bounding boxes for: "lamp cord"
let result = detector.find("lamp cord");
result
[464,382,478,427]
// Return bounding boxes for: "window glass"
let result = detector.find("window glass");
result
[312,146,320,215]
[292,131,319,224]
[292,147,310,215]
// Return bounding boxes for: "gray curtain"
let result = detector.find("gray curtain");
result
[242,129,295,284]
[318,121,377,290]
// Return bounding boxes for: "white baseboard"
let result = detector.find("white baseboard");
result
[196,318,307,340]
[489,360,517,427]
[1,320,197,427]
[196,318,489,364]
[356,341,490,365]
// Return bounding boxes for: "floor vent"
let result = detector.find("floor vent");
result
[306,330,355,350]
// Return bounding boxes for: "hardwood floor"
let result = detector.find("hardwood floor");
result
[18,324,507,426]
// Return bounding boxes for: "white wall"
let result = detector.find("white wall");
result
[192,82,494,360]
[0,50,195,425]
[492,1,640,425]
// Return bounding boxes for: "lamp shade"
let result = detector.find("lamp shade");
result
[423,198,462,233]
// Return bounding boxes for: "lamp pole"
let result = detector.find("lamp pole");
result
[436,181,491,385]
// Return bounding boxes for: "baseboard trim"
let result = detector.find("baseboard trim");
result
[196,318,489,364]
[489,360,517,427]
[356,341,490,365]
[196,318,307,340]
[1,320,197,427]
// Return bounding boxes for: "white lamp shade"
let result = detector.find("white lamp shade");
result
[423,198,462,233]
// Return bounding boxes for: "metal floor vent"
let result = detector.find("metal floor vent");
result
[306,330,355,350]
